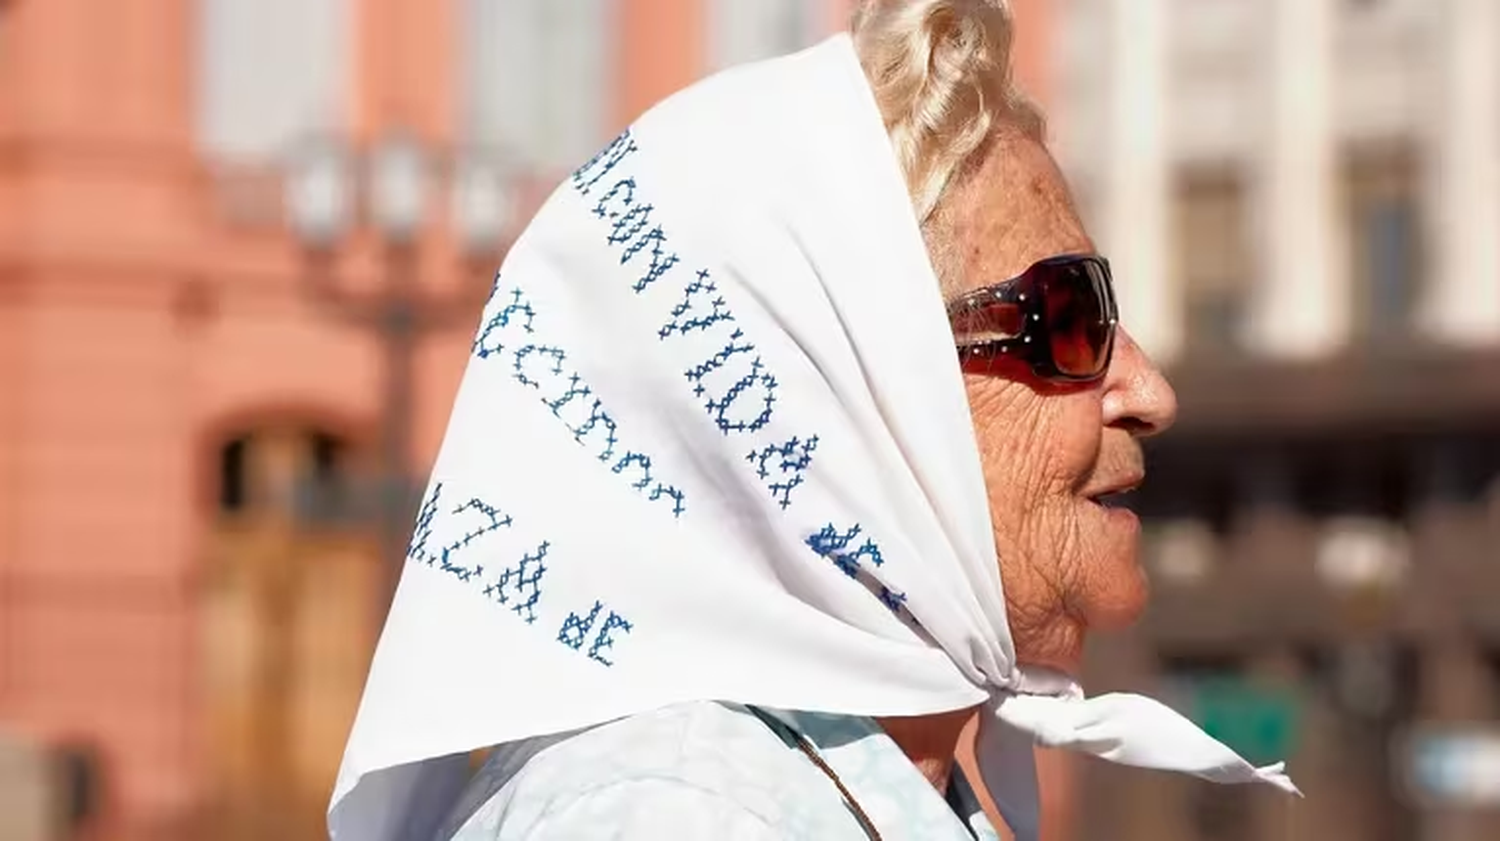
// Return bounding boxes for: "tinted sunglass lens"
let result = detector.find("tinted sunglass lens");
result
[1041,262,1111,378]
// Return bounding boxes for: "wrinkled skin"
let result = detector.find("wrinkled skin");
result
[881,127,1179,797]
[934,127,1179,677]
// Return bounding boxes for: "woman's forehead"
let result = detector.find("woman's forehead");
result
[943,133,1095,293]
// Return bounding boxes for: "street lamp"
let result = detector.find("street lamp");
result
[284,129,521,599]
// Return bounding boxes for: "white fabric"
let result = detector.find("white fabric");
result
[330,35,1298,841]
[438,702,1000,841]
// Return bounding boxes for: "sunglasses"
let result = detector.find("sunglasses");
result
[946,254,1118,383]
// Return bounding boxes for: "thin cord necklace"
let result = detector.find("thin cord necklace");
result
[747,707,884,841]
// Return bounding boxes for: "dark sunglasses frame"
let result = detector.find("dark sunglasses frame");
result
[945,254,1119,383]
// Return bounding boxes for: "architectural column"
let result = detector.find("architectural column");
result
[1421,0,1500,345]
[1100,0,1179,364]
[1249,0,1348,358]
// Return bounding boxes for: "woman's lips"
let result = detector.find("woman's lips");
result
[1086,495,1142,529]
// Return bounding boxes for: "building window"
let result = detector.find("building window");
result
[1363,200,1418,329]
[1345,148,1422,341]
[214,428,355,523]
[196,0,350,161]
[309,432,345,487]
[705,0,828,71]
[1174,169,1250,355]
[461,0,614,174]
[218,437,250,514]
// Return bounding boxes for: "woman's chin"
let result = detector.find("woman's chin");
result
[1076,502,1150,630]
[1015,634,1085,683]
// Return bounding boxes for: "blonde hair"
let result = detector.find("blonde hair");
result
[851,0,1043,224]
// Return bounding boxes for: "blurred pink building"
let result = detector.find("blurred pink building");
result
[0,2,1059,839]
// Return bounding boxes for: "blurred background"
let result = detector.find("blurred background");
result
[0,0,1496,839]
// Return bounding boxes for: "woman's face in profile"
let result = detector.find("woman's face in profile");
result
[936,128,1178,677]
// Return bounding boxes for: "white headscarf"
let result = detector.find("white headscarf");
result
[330,35,1296,841]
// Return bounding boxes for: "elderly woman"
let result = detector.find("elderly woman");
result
[330,2,1296,840]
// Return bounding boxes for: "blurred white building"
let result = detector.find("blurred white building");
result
[1049,4,1500,841]
[1053,0,1500,364]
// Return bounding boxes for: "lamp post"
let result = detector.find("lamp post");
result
[284,130,520,599]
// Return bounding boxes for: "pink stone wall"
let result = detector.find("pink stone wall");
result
[0,1,1060,837]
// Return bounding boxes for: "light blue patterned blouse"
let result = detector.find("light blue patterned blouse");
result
[438,701,1000,841]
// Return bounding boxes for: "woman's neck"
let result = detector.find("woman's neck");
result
[877,707,981,792]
